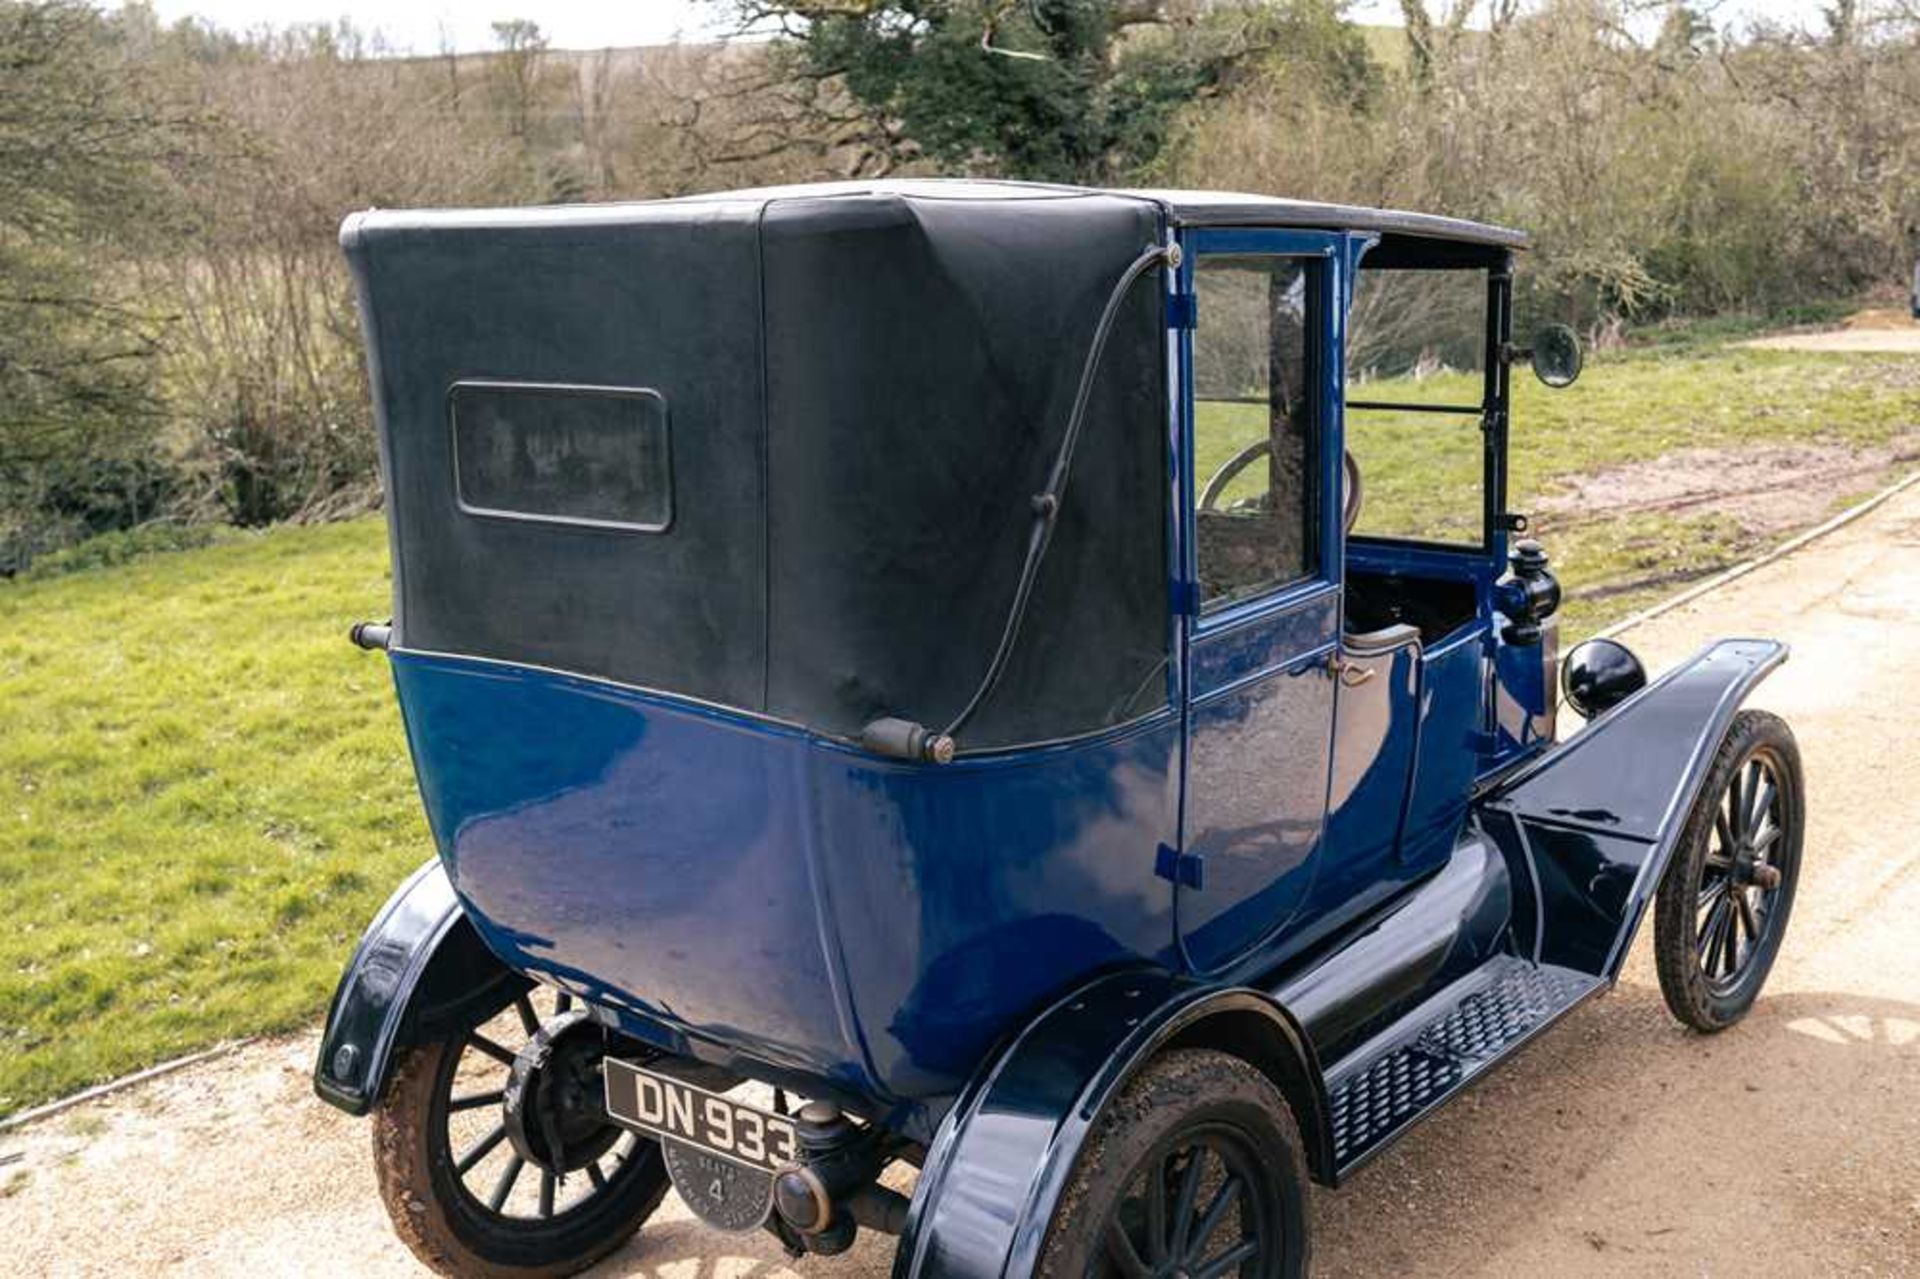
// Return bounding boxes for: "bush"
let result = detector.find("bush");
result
[18,522,228,581]
[0,452,186,576]
[1164,0,1920,329]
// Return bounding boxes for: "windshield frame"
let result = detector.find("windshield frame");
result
[1343,245,1514,561]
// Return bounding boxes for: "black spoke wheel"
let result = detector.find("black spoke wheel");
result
[372,986,670,1277]
[1654,709,1804,1032]
[1039,1049,1309,1279]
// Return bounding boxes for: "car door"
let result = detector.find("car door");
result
[1176,231,1343,974]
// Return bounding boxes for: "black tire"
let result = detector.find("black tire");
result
[1038,1048,1310,1279]
[1654,708,1804,1032]
[372,990,671,1277]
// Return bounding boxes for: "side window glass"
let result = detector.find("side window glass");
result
[1192,257,1318,611]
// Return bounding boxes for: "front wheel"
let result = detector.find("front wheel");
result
[372,986,670,1277]
[1038,1048,1311,1279]
[1654,708,1804,1032]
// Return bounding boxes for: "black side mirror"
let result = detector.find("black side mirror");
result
[1527,324,1582,388]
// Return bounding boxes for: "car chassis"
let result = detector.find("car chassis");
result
[315,181,1804,1277]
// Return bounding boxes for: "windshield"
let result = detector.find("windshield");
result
[1345,267,1490,547]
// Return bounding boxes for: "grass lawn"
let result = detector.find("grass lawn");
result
[1499,342,1912,632]
[0,338,1915,1115]
[1198,341,1919,634]
[0,520,421,1112]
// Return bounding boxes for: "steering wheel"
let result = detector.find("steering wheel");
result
[1201,441,1365,534]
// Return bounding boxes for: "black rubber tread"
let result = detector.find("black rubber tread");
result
[372,1036,670,1278]
[1037,1047,1311,1279]
[1653,708,1804,1032]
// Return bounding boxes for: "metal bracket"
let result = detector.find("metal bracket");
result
[1156,843,1205,890]
[1171,579,1202,617]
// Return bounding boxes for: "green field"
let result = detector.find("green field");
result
[1199,342,1919,632]
[1,338,1916,1114]
[0,521,421,1112]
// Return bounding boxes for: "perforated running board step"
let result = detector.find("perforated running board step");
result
[1323,956,1601,1176]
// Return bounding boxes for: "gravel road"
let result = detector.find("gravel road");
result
[1742,321,1920,353]
[6,483,1919,1278]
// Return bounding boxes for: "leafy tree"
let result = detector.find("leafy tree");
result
[488,19,549,142]
[731,0,1377,183]
[1652,2,1714,68]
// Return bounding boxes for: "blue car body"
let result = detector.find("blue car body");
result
[314,180,1785,1274]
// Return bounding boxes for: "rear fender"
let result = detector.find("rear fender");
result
[312,859,529,1115]
[893,969,1327,1279]
[1477,638,1787,979]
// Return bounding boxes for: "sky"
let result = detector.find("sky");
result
[130,0,1842,55]
[134,0,736,53]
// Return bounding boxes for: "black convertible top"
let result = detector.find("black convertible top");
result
[657,178,1530,249]
[353,180,1528,250]
[344,182,1518,751]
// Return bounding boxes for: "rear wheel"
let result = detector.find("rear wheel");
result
[1654,709,1804,1032]
[1038,1048,1310,1279]
[372,986,670,1277]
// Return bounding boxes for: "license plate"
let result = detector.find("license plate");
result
[603,1058,802,1175]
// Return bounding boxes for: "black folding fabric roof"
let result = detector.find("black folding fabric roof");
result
[671,179,1529,249]
[347,184,1167,749]
[344,182,1521,750]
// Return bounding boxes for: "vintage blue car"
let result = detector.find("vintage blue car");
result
[315,181,1804,1278]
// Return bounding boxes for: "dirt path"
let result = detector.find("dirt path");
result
[7,486,1920,1277]
[1741,320,1920,352]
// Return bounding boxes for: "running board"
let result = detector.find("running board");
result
[1322,955,1602,1177]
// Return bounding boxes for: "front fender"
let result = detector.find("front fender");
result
[894,968,1326,1279]
[312,859,528,1115]
[1477,637,1787,979]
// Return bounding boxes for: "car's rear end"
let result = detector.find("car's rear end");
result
[341,185,1179,1125]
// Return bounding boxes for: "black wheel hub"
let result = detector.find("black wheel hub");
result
[502,1009,622,1174]
[1731,845,1783,890]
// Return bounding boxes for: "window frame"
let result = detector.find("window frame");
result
[1179,230,1342,634]
[1341,255,1512,558]
[447,379,675,535]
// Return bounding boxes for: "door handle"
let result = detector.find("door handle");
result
[1328,653,1376,688]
